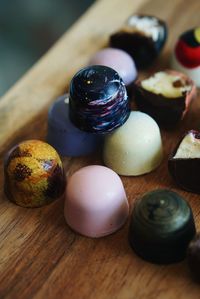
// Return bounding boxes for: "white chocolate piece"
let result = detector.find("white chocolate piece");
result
[171,53,200,88]
[174,133,200,159]
[141,71,191,98]
[103,111,163,176]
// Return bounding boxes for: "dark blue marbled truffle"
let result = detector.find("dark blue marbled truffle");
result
[69,65,130,134]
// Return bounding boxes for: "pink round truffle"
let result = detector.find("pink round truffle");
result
[64,165,129,238]
[88,48,137,86]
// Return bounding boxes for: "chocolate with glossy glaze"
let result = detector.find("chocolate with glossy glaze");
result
[69,65,130,134]
[4,140,66,208]
[171,27,200,87]
[129,189,196,264]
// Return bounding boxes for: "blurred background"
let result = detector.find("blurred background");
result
[0,0,94,97]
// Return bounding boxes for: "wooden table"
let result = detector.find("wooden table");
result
[0,0,200,298]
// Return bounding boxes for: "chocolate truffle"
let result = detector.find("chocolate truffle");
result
[64,165,129,238]
[103,111,163,176]
[134,70,196,127]
[168,130,200,194]
[110,14,167,69]
[4,140,66,208]
[88,48,137,86]
[187,233,200,282]
[171,27,200,87]
[129,189,196,264]
[69,65,130,134]
[47,94,103,156]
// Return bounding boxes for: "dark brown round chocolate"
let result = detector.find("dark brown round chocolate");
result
[129,189,196,264]
[168,130,200,194]
[110,14,167,69]
[187,233,200,282]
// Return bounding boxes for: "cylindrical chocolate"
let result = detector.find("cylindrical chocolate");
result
[129,189,196,264]
[69,65,130,134]
[47,94,103,157]
[110,14,167,69]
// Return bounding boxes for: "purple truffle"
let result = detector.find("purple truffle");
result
[89,48,137,86]
[47,94,103,157]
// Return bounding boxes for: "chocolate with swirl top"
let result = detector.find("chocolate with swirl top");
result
[69,65,130,134]
[129,189,196,264]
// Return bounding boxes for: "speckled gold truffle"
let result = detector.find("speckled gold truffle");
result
[4,140,66,208]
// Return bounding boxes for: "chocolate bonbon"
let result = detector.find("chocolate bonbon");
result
[134,70,196,127]
[129,189,196,264]
[103,111,163,176]
[171,27,200,87]
[187,233,200,282]
[88,48,137,87]
[110,14,167,69]
[4,140,66,208]
[47,94,102,156]
[64,165,129,238]
[69,65,130,134]
[168,130,200,193]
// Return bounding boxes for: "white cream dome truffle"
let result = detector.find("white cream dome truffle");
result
[103,111,163,176]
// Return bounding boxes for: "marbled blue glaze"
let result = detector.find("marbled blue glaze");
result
[47,95,103,157]
[69,65,130,134]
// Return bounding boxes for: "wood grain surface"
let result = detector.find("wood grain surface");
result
[0,0,200,298]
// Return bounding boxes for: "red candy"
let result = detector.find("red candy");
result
[175,39,200,68]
